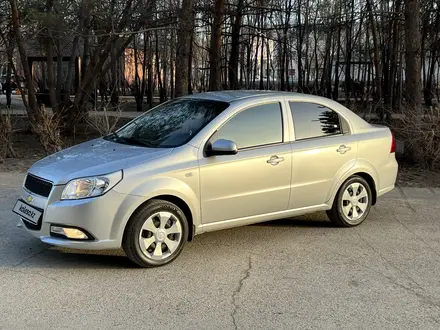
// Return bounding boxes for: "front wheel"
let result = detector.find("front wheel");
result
[123,199,189,267]
[327,175,372,227]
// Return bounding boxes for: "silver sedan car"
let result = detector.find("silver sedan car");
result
[13,91,398,267]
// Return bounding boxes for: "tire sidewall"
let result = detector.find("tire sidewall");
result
[336,176,372,226]
[128,201,189,267]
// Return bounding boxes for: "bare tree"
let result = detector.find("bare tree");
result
[404,0,422,109]
[9,0,40,122]
[209,0,225,91]
[228,0,245,90]
[175,0,195,96]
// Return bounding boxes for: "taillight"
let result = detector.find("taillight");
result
[390,130,396,153]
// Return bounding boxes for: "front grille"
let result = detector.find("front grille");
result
[24,174,53,197]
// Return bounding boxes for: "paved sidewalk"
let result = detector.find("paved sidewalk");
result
[4,94,439,120]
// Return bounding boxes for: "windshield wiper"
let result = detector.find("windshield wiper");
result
[108,135,154,148]
[105,132,120,140]
[121,137,153,147]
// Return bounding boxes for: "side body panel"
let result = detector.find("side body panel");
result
[198,143,292,223]
[197,97,293,225]
[289,135,358,208]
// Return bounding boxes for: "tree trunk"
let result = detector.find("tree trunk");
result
[333,22,341,100]
[424,55,436,106]
[404,0,422,109]
[297,1,303,91]
[170,27,175,99]
[366,0,383,111]
[134,38,143,112]
[239,44,245,87]
[63,33,80,107]
[147,33,153,108]
[280,0,292,91]
[228,0,244,90]
[423,0,439,106]
[175,0,195,96]
[344,1,353,102]
[45,0,59,114]
[259,35,264,90]
[155,31,165,103]
[209,0,225,91]
[56,37,63,103]
[389,0,402,108]
[279,38,285,91]
[9,0,40,122]
[81,3,91,81]
[321,27,332,97]
[266,40,270,89]
[252,34,260,88]
[188,31,194,94]
[140,32,148,110]
[4,30,14,108]
[46,40,60,114]
[110,46,119,106]
[163,39,168,101]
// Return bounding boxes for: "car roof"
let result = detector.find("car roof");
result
[181,90,345,105]
[181,90,371,133]
[181,90,301,103]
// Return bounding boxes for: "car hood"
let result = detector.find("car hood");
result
[28,138,172,185]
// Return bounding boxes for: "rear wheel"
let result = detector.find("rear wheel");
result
[327,175,372,227]
[123,200,189,267]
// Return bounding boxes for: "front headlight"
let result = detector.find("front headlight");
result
[61,170,123,200]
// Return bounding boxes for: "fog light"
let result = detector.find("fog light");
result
[51,226,89,240]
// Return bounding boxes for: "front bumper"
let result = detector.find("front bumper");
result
[19,184,144,250]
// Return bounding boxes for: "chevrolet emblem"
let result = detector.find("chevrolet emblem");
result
[25,195,34,203]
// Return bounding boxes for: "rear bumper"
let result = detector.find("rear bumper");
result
[378,155,398,196]
[378,185,395,197]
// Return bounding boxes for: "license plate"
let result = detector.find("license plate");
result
[12,200,42,225]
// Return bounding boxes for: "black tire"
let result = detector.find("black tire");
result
[326,175,373,227]
[123,199,189,267]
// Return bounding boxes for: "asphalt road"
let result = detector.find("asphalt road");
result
[1,172,440,329]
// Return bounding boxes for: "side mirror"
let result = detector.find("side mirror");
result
[206,139,238,157]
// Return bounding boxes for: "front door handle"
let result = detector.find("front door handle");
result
[267,156,285,166]
[337,145,352,154]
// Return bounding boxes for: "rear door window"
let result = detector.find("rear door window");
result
[289,102,342,140]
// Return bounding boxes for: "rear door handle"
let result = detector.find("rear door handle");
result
[267,156,285,166]
[337,145,351,154]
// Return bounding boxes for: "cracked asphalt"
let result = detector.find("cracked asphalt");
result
[1,172,440,329]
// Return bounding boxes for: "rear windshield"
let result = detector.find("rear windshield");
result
[106,99,229,148]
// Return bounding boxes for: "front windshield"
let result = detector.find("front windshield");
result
[106,99,229,148]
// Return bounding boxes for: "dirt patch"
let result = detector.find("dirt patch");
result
[0,129,45,172]
[0,114,133,172]
[0,124,101,173]
[397,165,440,188]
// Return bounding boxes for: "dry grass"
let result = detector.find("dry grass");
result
[31,105,63,154]
[392,106,440,169]
[85,103,122,136]
[0,106,18,160]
